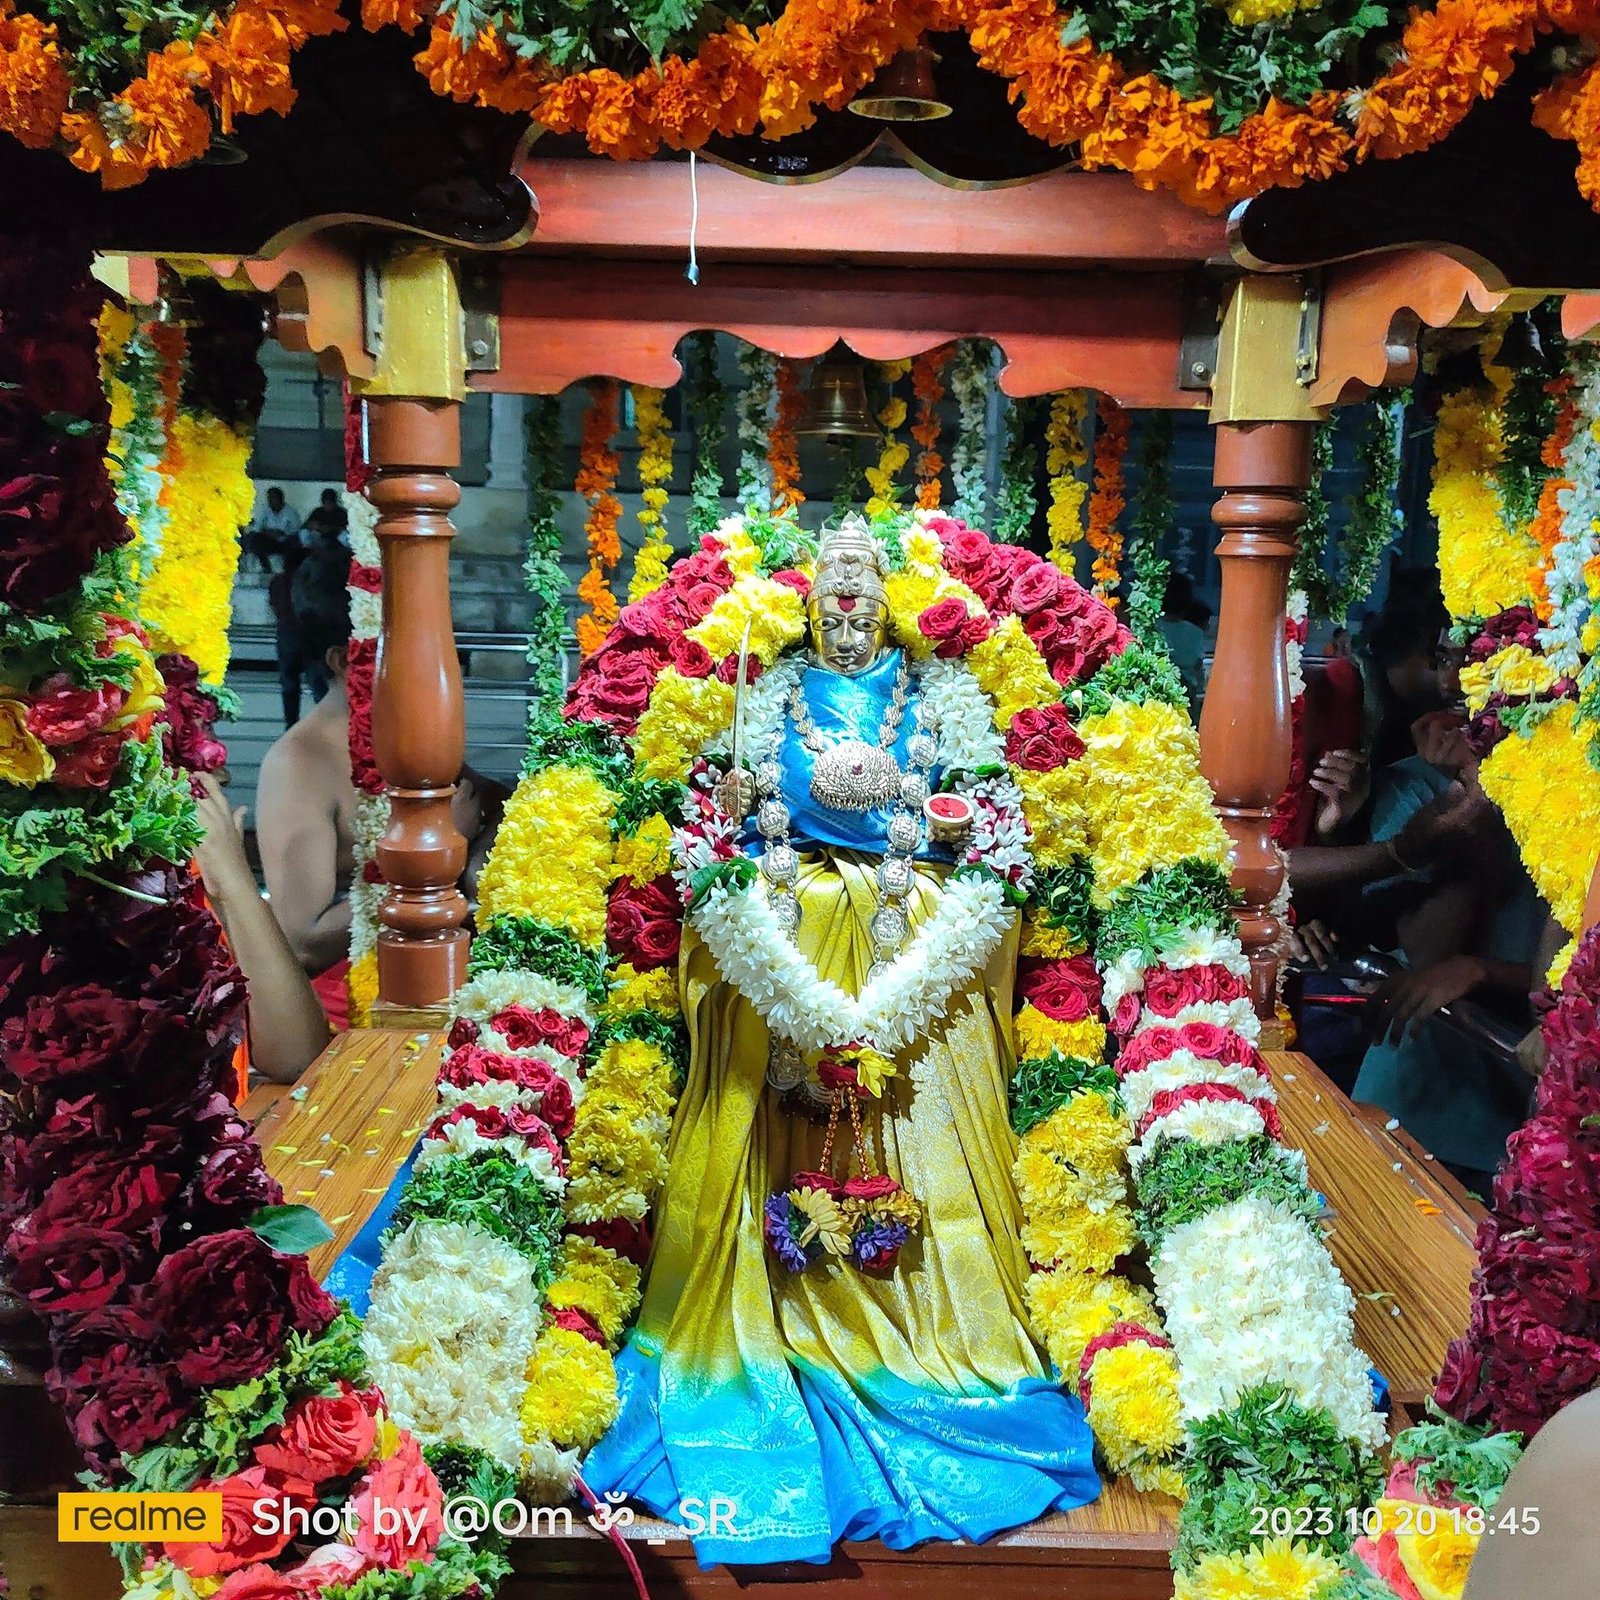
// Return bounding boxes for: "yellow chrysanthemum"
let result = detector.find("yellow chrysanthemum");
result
[1086,1341,1184,1470]
[627,386,674,603]
[1174,1550,1254,1600]
[1478,701,1600,939]
[476,764,616,946]
[1021,1199,1136,1276]
[1015,765,1089,864]
[686,574,806,666]
[1025,1093,1131,1175]
[612,812,675,885]
[1129,1459,1188,1499]
[347,948,380,1029]
[1395,1517,1479,1600]
[632,670,735,781]
[1023,1268,1156,1380]
[1461,644,1558,713]
[520,1325,618,1450]
[1221,0,1315,22]
[1241,1537,1344,1599]
[606,961,682,1017]
[544,1239,641,1345]
[967,615,1060,729]
[140,412,254,684]
[1014,1005,1107,1063]
[1020,915,1087,959]
[1076,699,1231,901]
[0,696,55,785]
[1045,390,1090,572]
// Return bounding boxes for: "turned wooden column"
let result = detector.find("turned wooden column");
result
[367,397,469,1007]
[1199,421,1311,1012]
[352,247,472,1014]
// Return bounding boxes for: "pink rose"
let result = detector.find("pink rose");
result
[935,525,990,570]
[164,1466,302,1577]
[351,1435,443,1569]
[916,598,990,659]
[1017,955,1101,1024]
[213,1567,309,1600]
[668,635,714,679]
[551,1306,606,1345]
[254,1385,377,1484]
[282,1544,369,1589]
[771,569,811,598]
[789,1171,843,1199]
[1007,560,1063,615]
[1004,704,1084,772]
[486,1005,589,1060]
[565,644,668,732]
[1108,993,1141,1038]
[842,1175,899,1202]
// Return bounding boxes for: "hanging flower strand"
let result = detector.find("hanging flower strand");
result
[736,343,776,511]
[949,340,990,527]
[866,358,913,518]
[1087,397,1130,602]
[687,331,728,538]
[911,345,950,511]
[524,392,568,714]
[575,379,622,658]
[1126,411,1174,641]
[629,384,675,602]
[769,357,805,513]
[994,395,1041,544]
[1043,390,1089,567]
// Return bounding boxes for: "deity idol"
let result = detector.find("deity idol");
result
[585,523,1101,1559]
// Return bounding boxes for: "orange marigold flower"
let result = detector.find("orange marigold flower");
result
[0,4,69,149]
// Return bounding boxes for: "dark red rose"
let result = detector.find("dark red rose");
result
[0,982,143,1083]
[446,1016,479,1049]
[142,1230,291,1388]
[47,1310,190,1465]
[26,1155,179,1238]
[10,334,105,417]
[255,1384,377,1482]
[191,1115,285,1215]
[1017,954,1102,1023]
[668,634,714,679]
[8,1223,151,1313]
[157,652,228,775]
[566,643,668,732]
[282,1253,339,1336]
[0,449,130,611]
[49,728,127,789]
[716,651,764,686]
[1005,703,1085,771]
[789,1171,843,1198]
[605,874,683,970]
[550,1307,606,1345]
[916,597,975,658]
[25,672,126,745]
[487,1004,589,1059]
[572,1215,652,1265]
[348,561,382,594]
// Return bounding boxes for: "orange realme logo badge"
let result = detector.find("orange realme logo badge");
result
[58,1492,222,1542]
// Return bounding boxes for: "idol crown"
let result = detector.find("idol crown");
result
[810,520,888,608]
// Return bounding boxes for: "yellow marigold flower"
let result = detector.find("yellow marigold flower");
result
[686,575,806,666]
[967,616,1059,729]
[1014,1004,1107,1063]
[1086,1341,1184,1470]
[544,1239,641,1345]
[476,764,615,946]
[1076,699,1230,901]
[605,962,681,1018]
[520,1325,618,1450]
[632,670,735,781]
[1024,1268,1156,1381]
[0,697,55,785]
[1129,1459,1187,1499]
[347,948,379,1029]
[1221,0,1313,22]
[1021,1199,1136,1277]
[1174,1550,1254,1600]
[612,812,674,885]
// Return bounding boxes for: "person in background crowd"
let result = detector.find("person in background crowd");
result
[1156,572,1210,718]
[1327,624,1352,659]
[256,545,507,1030]
[264,490,332,728]
[245,486,302,574]
[302,486,349,545]
[193,772,331,1083]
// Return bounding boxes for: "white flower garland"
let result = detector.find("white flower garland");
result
[1101,932,1252,1013]
[1153,1196,1387,1451]
[363,1220,545,1471]
[949,341,991,527]
[692,871,1013,1054]
[920,656,1007,768]
[1131,995,1262,1041]
[1285,587,1309,703]
[1118,1051,1277,1126]
[413,1120,567,1191]
[735,346,776,512]
[344,488,387,984]
[1128,1098,1269,1171]
[453,969,595,1030]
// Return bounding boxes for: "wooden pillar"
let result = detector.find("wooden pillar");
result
[355,249,470,1014]
[1201,277,1323,1014]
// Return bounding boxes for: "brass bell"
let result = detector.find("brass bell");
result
[796,349,881,441]
[849,47,952,123]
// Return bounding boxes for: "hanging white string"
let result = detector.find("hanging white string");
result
[686,150,701,286]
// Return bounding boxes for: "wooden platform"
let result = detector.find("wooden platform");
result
[236,1033,1483,1598]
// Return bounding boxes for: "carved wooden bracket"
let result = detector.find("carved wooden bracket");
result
[244,236,376,382]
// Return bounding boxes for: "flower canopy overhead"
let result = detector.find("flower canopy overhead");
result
[2,0,1600,212]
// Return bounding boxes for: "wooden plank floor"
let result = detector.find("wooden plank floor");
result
[250,1036,1481,1597]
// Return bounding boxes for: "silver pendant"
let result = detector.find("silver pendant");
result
[810,739,902,813]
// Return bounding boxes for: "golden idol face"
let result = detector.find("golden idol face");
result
[808,592,889,677]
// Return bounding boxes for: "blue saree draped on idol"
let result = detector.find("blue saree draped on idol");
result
[583,647,1100,1566]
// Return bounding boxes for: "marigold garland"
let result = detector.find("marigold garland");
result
[1087,397,1129,601]
[865,359,913,517]
[575,380,623,658]
[1044,390,1090,570]
[911,345,950,511]
[769,357,805,514]
[628,385,675,603]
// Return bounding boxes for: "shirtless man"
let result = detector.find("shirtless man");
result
[255,546,505,1012]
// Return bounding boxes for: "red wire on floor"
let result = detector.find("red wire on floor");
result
[574,1471,652,1600]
